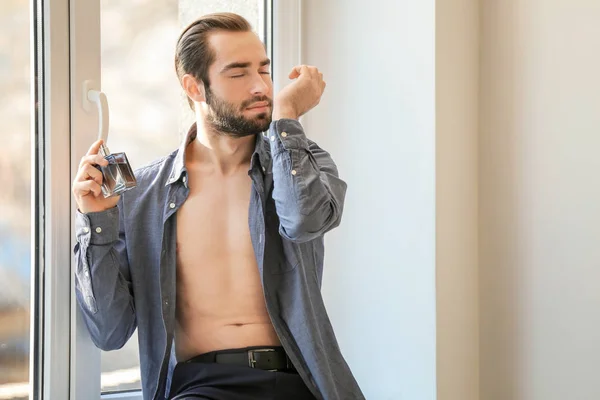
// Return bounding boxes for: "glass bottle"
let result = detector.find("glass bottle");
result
[97,143,137,197]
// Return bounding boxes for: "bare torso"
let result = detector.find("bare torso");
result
[174,158,280,361]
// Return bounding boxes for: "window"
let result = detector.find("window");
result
[0,0,305,398]
[0,1,34,399]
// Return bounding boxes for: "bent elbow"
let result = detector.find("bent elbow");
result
[279,201,343,243]
[80,305,137,351]
[91,335,126,352]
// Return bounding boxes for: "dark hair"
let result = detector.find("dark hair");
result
[175,13,253,109]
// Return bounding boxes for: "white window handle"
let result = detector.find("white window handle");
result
[82,80,109,143]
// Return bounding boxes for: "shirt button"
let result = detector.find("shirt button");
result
[270,136,275,142]
[281,132,288,138]
[291,170,297,176]
[262,166,266,172]
[169,203,176,209]
[83,227,90,233]
[95,227,102,233]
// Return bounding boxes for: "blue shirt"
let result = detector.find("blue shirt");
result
[74,119,365,400]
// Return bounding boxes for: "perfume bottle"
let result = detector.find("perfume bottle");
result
[97,143,137,198]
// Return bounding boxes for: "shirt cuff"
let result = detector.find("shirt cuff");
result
[75,207,120,245]
[268,119,309,154]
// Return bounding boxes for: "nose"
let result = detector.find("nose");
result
[250,72,271,97]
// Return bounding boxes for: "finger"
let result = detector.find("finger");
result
[307,66,319,78]
[76,164,104,186]
[79,154,109,170]
[319,72,324,81]
[73,180,102,198]
[288,65,301,79]
[289,65,310,79]
[301,65,312,78]
[86,139,104,156]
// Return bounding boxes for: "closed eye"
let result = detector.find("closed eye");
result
[231,72,270,78]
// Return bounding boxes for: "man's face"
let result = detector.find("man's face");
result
[204,31,273,138]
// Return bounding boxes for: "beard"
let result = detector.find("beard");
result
[205,86,272,138]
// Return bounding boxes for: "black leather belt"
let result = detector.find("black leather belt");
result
[184,346,296,372]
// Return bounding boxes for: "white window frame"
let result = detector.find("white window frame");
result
[68,0,104,394]
[37,0,74,399]
[36,0,303,399]
[272,0,304,94]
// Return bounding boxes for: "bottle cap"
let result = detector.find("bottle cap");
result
[99,143,110,157]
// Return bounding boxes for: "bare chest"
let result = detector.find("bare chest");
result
[176,171,255,268]
[173,169,279,357]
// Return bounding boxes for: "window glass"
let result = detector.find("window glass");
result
[0,1,33,399]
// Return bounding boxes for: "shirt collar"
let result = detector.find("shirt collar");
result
[166,123,271,186]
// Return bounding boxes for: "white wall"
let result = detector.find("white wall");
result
[299,1,600,399]
[301,1,437,399]
[480,1,600,399]
[436,0,480,399]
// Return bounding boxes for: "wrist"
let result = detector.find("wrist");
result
[272,104,298,121]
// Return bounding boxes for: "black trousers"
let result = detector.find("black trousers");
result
[168,359,317,400]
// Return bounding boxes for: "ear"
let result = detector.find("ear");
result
[182,74,206,104]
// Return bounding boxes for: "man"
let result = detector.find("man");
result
[73,12,365,400]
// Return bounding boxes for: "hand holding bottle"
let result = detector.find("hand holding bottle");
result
[72,140,120,214]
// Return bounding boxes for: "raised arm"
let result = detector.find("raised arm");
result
[72,140,136,350]
[270,65,347,242]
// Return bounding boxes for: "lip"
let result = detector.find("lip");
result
[247,106,270,112]
[246,102,270,110]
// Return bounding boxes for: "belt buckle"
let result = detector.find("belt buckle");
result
[248,348,276,370]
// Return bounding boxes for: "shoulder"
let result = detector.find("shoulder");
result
[132,150,178,187]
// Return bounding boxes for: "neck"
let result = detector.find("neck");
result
[187,117,255,175]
